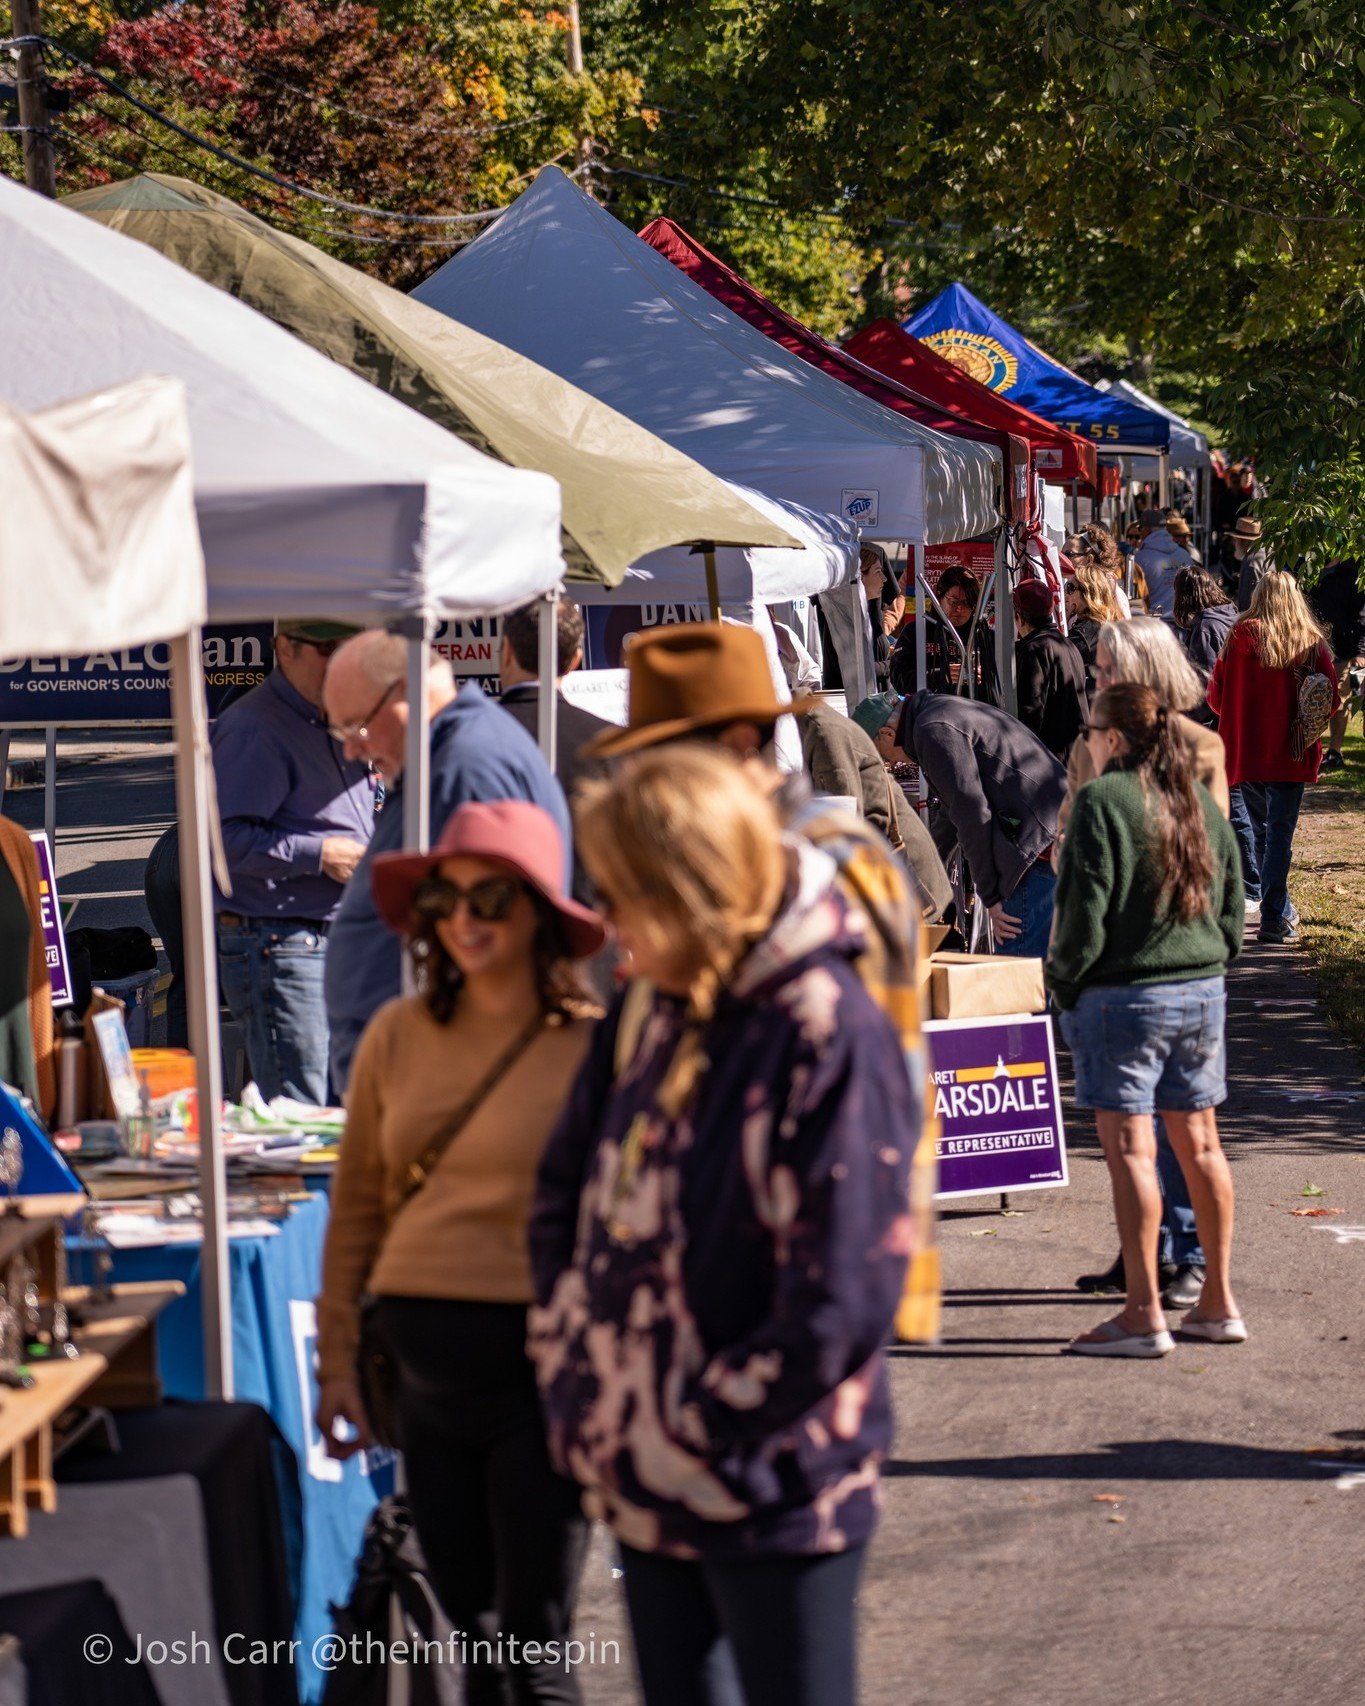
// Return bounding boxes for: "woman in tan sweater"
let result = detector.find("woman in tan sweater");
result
[316,800,606,1706]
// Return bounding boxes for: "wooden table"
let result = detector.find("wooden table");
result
[0,1279,183,1538]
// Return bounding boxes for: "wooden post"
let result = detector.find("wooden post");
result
[12,0,57,199]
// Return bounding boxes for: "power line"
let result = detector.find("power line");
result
[41,40,515,225]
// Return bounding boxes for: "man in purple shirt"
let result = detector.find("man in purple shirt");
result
[211,619,376,1103]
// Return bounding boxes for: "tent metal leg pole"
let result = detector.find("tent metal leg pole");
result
[1158,453,1170,509]
[400,625,432,999]
[995,531,1015,717]
[848,575,869,705]
[998,540,1018,719]
[537,589,560,773]
[914,542,928,804]
[43,727,56,851]
[401,630,431,855]
[169,630,232,1401]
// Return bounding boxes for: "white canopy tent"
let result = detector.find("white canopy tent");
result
[0,176,572,1401]
[1098,377,1214,552]
[413,168,1002,550]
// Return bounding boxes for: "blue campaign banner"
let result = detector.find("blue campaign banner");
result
[926,1013,1069,1201]
[0,624,273,725]
[906,282,1170,449]
[583,602,716,670]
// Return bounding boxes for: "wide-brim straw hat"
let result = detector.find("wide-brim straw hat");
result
[584,621,814,759]
[370,799,608,959]
[1231,517,1262,541]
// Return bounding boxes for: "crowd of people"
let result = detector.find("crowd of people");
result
[129,496,1357,1705]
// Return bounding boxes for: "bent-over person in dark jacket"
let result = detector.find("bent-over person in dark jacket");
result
[896,690,1066,959]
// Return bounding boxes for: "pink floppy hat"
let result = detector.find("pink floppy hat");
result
[370,800,608,960]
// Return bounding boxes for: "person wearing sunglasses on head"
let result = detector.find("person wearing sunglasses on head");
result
[209,618,372,1104]
[321,628,571,1094]
[317,799,607,1706]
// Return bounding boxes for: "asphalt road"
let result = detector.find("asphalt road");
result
[2,733,174,934]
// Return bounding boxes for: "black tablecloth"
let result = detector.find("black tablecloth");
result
[58,1402,301,1706]
[0,1580,159,1706]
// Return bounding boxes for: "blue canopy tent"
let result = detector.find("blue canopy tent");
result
[907,283,1171,524]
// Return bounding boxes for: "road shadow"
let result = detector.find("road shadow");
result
[882,1438,1349,1482]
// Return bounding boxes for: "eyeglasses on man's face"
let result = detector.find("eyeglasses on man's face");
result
[327,678,401,746]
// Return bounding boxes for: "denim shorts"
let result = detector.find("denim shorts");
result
[1060,977,1227,1114]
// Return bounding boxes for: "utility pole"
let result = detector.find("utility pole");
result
[11,0,56,197]
[566,1,594,184]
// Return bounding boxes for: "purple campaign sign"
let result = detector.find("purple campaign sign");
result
[926,1013,1068,1200]
[28,831,72,1008]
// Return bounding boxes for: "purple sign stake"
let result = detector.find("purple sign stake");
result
[926,1013,1068,1200]
[28,831,73,1008]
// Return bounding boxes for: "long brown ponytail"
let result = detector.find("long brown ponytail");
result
[1091,682,1213,922]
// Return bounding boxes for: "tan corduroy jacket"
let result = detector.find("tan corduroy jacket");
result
[1060,712,1230,833]
[0,816,55,1120]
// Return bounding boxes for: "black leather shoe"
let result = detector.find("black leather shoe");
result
[1162,1263,1206,1309]
[1077,1254,1178,1294]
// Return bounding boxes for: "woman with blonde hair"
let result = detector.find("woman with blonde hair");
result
[1209,569,1339,943]
[1074,522,1134,616]
[530,745,916,1706]
[1064,557,1124,698]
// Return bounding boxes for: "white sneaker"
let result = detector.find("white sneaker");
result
[1245,898,1261,915]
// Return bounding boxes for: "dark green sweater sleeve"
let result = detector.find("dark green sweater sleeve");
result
[1214,812,1245,964]
[1045,788,1115,1010]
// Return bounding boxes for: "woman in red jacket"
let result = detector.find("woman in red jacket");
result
[1208,571,1339,945]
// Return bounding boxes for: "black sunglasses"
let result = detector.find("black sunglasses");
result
[411,874,525,925]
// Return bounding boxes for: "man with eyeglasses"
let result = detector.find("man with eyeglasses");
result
[210,618,375,1105]
[321,629,571,1092]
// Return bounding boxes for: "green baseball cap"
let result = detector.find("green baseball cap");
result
[274,618,363,643]
[850,690,902,742]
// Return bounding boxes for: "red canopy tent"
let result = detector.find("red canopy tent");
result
[844,317,1098,490]
[639,216,1031,524]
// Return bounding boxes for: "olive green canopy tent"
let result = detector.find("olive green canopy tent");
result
[65,173,797,583]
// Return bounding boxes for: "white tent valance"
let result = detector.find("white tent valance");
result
[414,168,1001,547]
[0,376,204,659]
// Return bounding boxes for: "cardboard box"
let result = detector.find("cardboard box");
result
[929,953,1045,1021]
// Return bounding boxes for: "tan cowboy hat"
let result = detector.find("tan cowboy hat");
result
[584,622,814,759]
[1231,517,1262,541]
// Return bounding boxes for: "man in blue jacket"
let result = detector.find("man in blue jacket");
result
[1135,507,1192,618]
[321,629,570,1091]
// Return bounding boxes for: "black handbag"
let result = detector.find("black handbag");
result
[353,1010,551,1448]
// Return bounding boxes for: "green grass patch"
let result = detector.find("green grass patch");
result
[1292,727,1365,1064]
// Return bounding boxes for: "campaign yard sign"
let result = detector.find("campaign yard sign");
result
[27,831,72,1007]
[926,1013,1068,1200]
[433,616,502,694]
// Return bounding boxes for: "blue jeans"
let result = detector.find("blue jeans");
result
[217,918,330,1103]
[1229,782,1305,927]
[995,860,1056,958]
[619,1543,865,1706]
[1156,1116,1203,1268]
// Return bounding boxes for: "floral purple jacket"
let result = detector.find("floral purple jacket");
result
[528,846,916,1559]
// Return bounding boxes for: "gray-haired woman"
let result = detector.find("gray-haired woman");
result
[1061,616,1228,832]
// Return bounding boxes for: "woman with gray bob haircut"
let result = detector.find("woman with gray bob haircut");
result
[1060,617,1228,831]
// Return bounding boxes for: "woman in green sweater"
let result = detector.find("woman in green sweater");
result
[1048,682,1246,1358]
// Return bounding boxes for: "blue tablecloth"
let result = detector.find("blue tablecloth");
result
[97,1193,383,1705]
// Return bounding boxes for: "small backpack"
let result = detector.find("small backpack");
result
[1291,663,1334,760]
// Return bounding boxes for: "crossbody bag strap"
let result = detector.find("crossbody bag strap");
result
[385,1008,552,1230]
